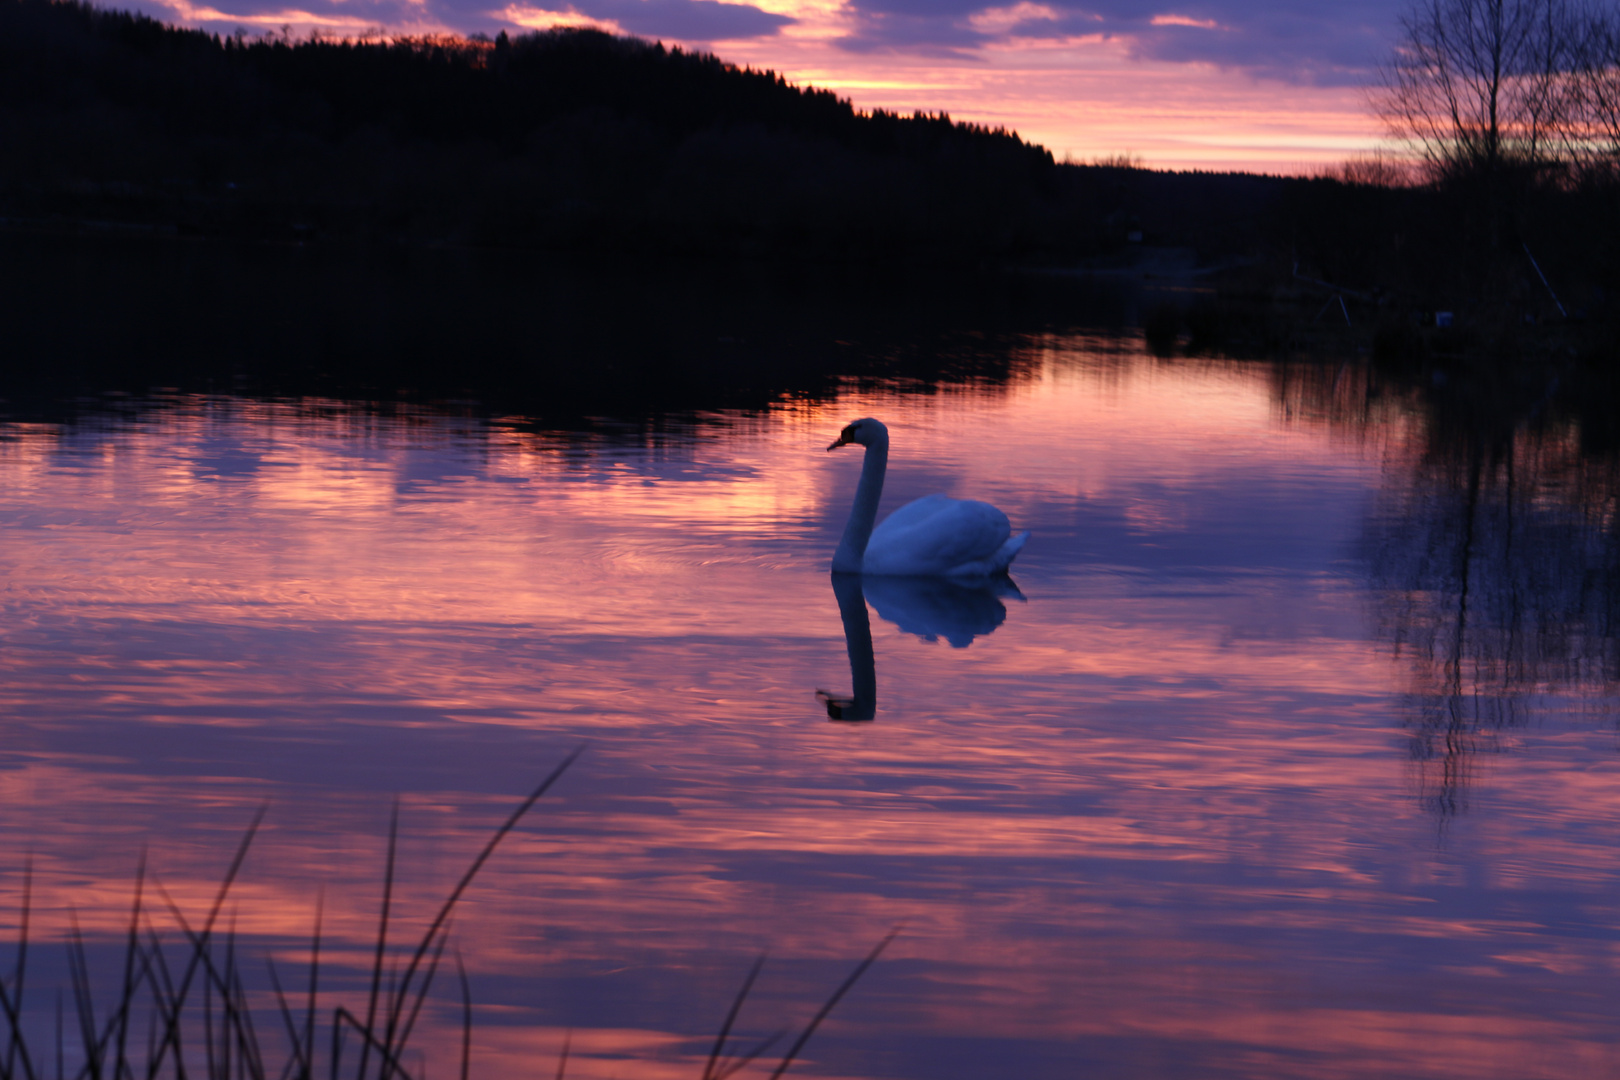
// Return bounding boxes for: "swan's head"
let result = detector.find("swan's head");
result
[827,417,889,451]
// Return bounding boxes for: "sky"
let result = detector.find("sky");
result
[144,0,1408,172]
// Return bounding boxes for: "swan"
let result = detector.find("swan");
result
[827,418,1028,576]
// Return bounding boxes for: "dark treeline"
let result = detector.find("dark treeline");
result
[0,0,1073,257]
[4,0,1618,354]
[1280,172,1616,329]
[1134,159,1620,363]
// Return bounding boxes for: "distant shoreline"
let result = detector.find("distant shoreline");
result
[2,0,1615,367]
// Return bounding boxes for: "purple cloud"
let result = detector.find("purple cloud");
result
[832,0,1403,86]
[116,0,791,43]
[835,9,990,57]
[560,0,793,40]
[114,0,1391,85]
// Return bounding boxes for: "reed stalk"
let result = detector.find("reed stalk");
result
[0,751,891,1080]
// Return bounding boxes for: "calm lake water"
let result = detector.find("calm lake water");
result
[3,317,1620,1079]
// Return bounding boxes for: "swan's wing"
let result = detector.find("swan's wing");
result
[864,496,1011,576]
[872,493,960,534]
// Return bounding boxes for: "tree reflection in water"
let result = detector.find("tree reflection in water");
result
[1277,357,1620,815]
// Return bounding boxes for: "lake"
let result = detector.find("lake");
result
[2,246,1619,1080]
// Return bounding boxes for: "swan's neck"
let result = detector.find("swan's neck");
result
[832,436,888,573]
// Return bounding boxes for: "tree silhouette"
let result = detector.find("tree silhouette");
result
[1376,0,1581,181]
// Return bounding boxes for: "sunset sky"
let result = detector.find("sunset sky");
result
[135,0,1403,173]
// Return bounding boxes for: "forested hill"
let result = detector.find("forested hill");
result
[0,0,1071,255]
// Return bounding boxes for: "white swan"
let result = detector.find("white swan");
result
[828,417,1028,576]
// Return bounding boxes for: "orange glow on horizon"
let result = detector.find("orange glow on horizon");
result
[719,36,1382,172]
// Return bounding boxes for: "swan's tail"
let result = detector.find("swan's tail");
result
[943,530,1030,578]
[992,530,1031,572]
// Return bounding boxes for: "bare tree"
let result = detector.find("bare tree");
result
[1377,0,1582,179]
[1572,8,1620,174]
[1520,0,1585,161]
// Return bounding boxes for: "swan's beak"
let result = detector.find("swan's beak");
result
[827,433,852,451]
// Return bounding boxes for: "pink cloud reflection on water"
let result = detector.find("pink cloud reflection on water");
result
[1,346,1620,1078]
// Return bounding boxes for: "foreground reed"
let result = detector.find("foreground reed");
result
[0,750,892,1080]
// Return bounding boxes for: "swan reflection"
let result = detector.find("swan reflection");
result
[817,573,1021,721]
[863,574,1023,648]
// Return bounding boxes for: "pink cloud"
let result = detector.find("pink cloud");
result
[1149,13,1220,29]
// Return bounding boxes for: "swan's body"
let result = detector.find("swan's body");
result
[828,418,1028,577]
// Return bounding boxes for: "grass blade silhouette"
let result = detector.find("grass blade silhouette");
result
[64,914,97,1080]
[388,929,449,1065]
[221,922,237,1080]
[78,935,159,1080]
[356,803,398,1080]
[332,1011,414,1080]
[328,1010,346,1080]
[766,929,898,1080]
[0,860,38,1080]
[112,854,146,1080]
[380,747,582,1079]
[151,886,266,1079]
[452,952,468,1080]
[551,1032,568,1080]
[702,954,765,1080]
[0,759,910,1080]
[202,966,215,1080]
[140,925,187,1080]
[229,965,265,1080]
[147,806,266,1080]
[303,895,321,1080]
[265,962,307,1080]
[713,1030,784,1080]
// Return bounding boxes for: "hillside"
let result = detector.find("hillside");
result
[0,0,1078,256]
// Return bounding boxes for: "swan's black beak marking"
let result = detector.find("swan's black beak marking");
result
[828,427,855,451]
